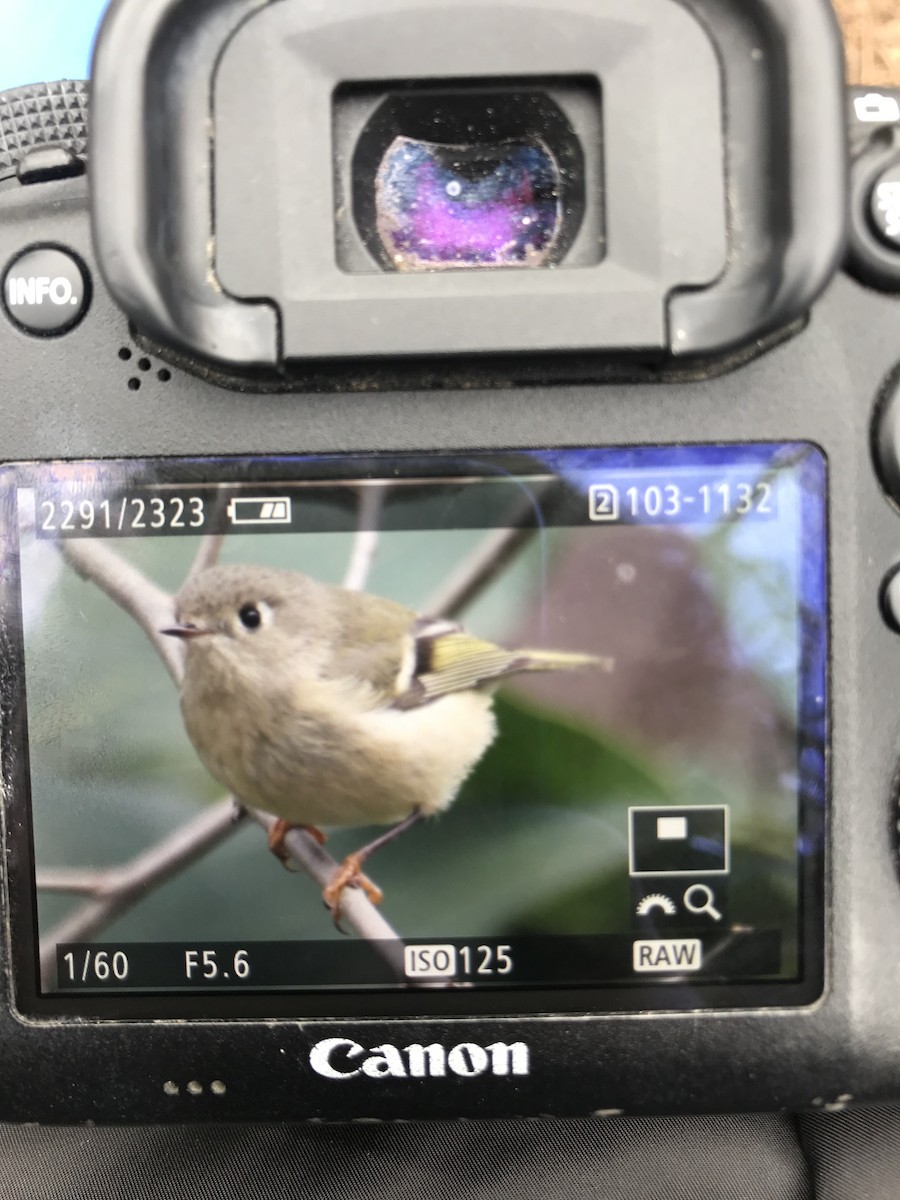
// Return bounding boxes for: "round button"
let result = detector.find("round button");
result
[874,369,900,504]
[869,160,900,251]
[882,567,900,633]
[2,245,90,336]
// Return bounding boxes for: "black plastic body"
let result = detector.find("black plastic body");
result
[88,0,846,368]
[847,87,900,293]
[0,0,895,1125]
[1,147,900,1121]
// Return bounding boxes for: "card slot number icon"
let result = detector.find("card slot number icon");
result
[588,484,619,522]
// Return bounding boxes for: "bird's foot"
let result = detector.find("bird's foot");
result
[323,853,384,926]
[267,818,327,869]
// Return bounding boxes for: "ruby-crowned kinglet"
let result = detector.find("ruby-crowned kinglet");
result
[163,563,605,914]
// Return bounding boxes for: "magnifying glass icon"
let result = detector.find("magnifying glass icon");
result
[683,884,723,922]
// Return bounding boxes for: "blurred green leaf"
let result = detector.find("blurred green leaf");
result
[462,691,670,813]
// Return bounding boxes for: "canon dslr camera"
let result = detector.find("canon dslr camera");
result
[0,0,899,1125]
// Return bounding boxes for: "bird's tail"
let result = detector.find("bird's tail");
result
[510,648,614,675]
[394,622,613,708]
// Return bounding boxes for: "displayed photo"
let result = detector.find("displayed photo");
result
[5,445,826,999]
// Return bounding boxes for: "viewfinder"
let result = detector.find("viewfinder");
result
[335,82,601,273]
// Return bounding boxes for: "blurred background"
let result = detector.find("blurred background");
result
[836,0,900,86]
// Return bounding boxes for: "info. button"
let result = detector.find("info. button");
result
[2,245,90,336]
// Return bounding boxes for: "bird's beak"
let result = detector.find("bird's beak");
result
[160,622,211,640]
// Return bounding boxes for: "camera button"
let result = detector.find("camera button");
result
[2,246,90,336]
[869,160,900,252]
[881,567,900,634]
[16,146,86,186]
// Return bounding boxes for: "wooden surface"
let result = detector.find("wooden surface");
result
[834,0,900,86]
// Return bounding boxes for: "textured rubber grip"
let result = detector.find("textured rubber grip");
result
[0,81,89,182]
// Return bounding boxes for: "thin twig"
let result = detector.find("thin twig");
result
[58,538,184,686]
[248,811,406,979]
[188,533,226,579]
[187,492,230,579]
[426,525,537,619]
[342,484,386,591]
[39,798,245,983]
[424,488,551,619]
[35,869,110,895]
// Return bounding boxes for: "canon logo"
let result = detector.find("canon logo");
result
[309,1037,530,1080]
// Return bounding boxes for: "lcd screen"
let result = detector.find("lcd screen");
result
[0,445,827,1017]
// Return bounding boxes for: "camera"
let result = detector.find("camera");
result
[0,0,900,1126]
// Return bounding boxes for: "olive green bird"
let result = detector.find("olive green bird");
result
[163,563,606,917]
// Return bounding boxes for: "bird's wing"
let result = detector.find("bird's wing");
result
[324,587,416,699]
[326,588,601,710]
[392,618,533,709]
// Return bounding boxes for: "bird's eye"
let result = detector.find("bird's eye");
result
[238,603,262,630]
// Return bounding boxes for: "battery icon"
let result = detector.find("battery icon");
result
[226,497,293,526]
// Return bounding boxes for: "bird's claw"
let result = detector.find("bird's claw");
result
[267,819,327,872]
[324,852,384,927]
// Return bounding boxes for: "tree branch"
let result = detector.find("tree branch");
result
[247,811,407,979]
[342,484,386,591]
[58,537,184,686]
[38,798,245,984]
[35,869,111,895]
[426,519,540,620]
[187,491,230,579]
[188,532,226,578]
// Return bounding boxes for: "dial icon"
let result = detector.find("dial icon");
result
[635,893,677,917]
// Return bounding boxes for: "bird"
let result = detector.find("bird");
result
[162,563,606,920]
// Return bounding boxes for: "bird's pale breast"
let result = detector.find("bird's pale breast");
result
[181,657,497,828]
